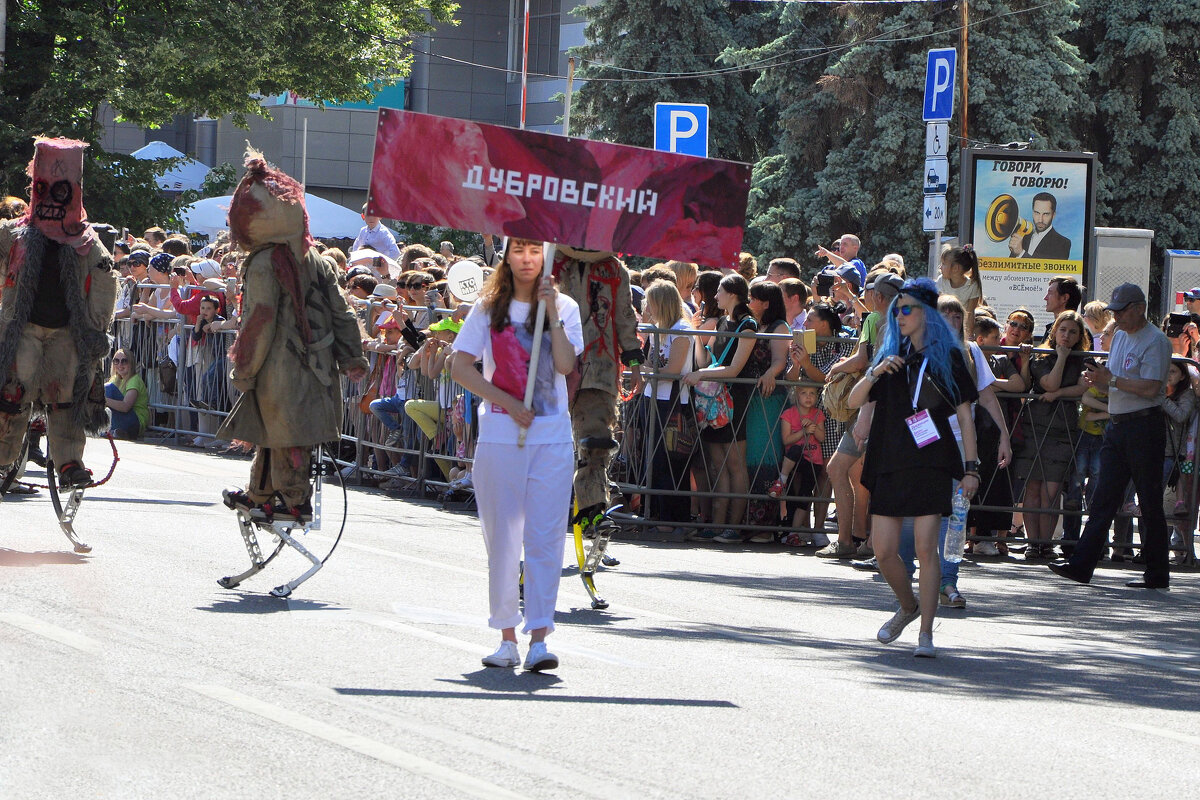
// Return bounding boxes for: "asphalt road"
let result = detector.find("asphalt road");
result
[2,439,1199,799]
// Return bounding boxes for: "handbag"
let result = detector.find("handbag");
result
[821,370,859,422]
[692,320,748,430]
[662,384,699,457]
[157,355,177,395]
[358,355,386,415]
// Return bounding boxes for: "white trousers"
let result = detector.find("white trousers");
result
[473,440,574,633]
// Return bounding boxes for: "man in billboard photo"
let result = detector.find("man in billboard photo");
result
[1009,192,1072,260]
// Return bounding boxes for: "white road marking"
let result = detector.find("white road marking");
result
[0,611,101,654]
[1111,721,1200,747]
[186,683,529,800]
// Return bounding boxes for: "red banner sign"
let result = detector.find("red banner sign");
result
[367,109,751,268]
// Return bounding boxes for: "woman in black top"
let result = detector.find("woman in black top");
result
[684,273,757,542]
[846,278,979,658]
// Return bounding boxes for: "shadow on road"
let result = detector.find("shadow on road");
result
[195,593,344,615]
[335,670,738,707]
[0,547,90,566]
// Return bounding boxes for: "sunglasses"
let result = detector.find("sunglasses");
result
[1007,320,1033,332]
[112,357,129,364]
[891,303,919,317]
[408,282,430,289]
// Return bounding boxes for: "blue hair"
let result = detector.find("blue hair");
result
[873,277,963,405]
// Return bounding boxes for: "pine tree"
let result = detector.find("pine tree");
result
[1071,0,1200,254]
[571,0,766,164]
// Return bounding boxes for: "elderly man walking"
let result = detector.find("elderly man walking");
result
[1048,283,1173,590]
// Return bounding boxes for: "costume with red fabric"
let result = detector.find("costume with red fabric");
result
[0,138,117,485]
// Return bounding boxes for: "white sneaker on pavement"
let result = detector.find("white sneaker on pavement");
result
[523,641,559,672]
[877,604,921,644]
[914,631,936,658]
[481,640,520,668]
[974,541,1000,556]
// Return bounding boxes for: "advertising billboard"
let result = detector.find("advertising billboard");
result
[959,149,1097,333]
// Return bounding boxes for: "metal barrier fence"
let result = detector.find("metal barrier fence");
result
[107,303,1198,563]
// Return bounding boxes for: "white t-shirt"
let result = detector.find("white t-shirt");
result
[935,274,982,306]
[643,319,692,403]
[453,294,584,445]
[947,341,996,442]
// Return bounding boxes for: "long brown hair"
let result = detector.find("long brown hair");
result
[480,238,547,334]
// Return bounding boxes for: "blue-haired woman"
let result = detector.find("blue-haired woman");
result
[845,278,980,658]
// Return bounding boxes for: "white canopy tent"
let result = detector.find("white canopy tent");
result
[130,141,212,192]
[178,193,366,241]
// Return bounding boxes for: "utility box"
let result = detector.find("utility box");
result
[1163,250,1200,313]
[1092,227,1153,312]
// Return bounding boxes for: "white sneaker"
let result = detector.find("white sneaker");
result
[877,604,921,644]
[974,540,1000,556]
[523,641,559,672]
[914,631,936,658]
[481,640,520,668]
[811,533,830,548]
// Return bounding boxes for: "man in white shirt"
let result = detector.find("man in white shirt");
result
[1049,283,1173,590]
[351,205,401,261]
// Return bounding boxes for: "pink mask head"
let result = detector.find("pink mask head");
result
[26,137,96,254]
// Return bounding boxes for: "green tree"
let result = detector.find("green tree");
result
[571,0,767,164]
[1071,0,1200,260]
[738,1,1086,270]
[0,0,456,214]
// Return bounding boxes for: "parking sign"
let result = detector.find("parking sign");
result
[923,48,957,122]
[654,103,709,158]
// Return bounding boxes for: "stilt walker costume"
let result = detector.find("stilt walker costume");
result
[0,138,117,489]
[551,247,643,530]
[218,149,367,519]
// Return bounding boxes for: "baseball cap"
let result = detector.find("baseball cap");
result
[1104,282,1146,311]
[1183,287,1200,301]
[866,272,904,300]
[345,265,373,279]
[428,317,463,334]
[375,311,401,330]
[834,263,861,293]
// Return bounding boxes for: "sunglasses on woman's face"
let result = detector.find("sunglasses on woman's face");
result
[891,303,919,317]
[112,357,128,364]
[409,282,430,290]
[1007,319,1032,332]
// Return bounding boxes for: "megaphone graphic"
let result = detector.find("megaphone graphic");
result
[985,194,1033,242]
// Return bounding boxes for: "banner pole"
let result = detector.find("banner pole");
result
[520,0,531,130]
[518,243,555,447]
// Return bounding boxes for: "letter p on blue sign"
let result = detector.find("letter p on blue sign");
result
[654,103,709,158]
[923,48,957,122]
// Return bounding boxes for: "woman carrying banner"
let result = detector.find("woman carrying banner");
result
[451,238,584,672]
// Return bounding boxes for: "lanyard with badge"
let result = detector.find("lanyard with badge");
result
[905,356,941,448]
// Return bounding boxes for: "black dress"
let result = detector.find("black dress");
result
[861,345,979,517]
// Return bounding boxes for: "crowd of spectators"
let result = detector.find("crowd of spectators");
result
[96,217,1197,587]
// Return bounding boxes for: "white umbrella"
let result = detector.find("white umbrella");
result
[178,193,367,241]
[131,141,211,192]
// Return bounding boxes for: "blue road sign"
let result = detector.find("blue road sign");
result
[923,48,957,122]
[654,103,709,157]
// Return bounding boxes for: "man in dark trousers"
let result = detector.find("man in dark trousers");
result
[1049,283,1173,590]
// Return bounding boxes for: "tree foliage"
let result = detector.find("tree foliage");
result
[572,0,1200,274]
[0,0,456,218]
[571,0,767,164]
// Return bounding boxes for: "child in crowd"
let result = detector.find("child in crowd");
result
[769,385,826,543]
[1162,362,1197,518]
[105,348,149,440]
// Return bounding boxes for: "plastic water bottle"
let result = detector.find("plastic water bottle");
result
[945,488,969,563]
